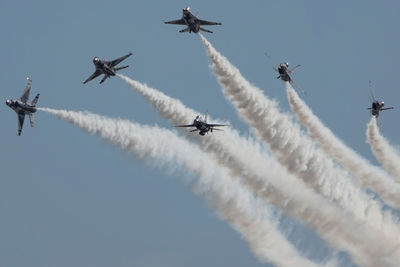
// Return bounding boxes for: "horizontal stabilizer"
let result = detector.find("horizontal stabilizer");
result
[199,27,213,33]
[29,114,34,127]
[100,75,108,84]
[17,113,25,136]
[179,27,190,33]
[115,65,129,71]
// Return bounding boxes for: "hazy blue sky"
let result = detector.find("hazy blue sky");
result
[1,1,399,266]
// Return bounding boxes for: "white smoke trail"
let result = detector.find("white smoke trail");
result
[117,74,196,123]
[39,107,321,267]
[286,85,400,209]
[198,34,400,254]
[367,117,400,181]
[117,75,400,266]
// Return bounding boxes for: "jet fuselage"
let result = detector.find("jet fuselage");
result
[6,99,36,114]
[94,59,116,76]
[278,65,291,82]
[371,101,384,117]
[192,118,211,135]
[182,10,201,33]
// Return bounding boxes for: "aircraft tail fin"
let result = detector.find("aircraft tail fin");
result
[199,27,213,33]
[115,65,129,71]
[29,114,35,127]
[32,93,40,106]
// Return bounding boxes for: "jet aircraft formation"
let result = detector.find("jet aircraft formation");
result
[5,6,394,136]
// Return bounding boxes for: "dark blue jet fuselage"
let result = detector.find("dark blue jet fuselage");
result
[192,119,211,135]
[278,65,291,82]
[371,101,384,117]
[94,60,116,76]
[183,11,201,33]
[6,99,37,114]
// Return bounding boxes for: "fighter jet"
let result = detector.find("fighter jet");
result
[5,77,40,136]
[175,111,228,136]
[265,53,305,94]
[164,6,221,33]
[83,52,132,84]
[368,81,393,118]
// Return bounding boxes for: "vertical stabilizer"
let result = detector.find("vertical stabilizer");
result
[32,93,40,106]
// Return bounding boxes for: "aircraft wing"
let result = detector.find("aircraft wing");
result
[20,77,32,103]
[83,70,103,84]
[381,107,394,110]
[264,53,280,70]
[208,123,229,127]
[109,52,133,67]
[175,124,195,127]
[369,81,377,102]
[197,19,221,25]
[17,113,25,136]
[164,19,186,25]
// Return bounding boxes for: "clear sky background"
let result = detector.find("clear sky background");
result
[1,1,399,266]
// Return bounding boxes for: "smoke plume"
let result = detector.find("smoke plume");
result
[116,76,400,266]
[367,117,400,181]
[39,107,321,267]
[198,34,400,255]
[286,84,400,210]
